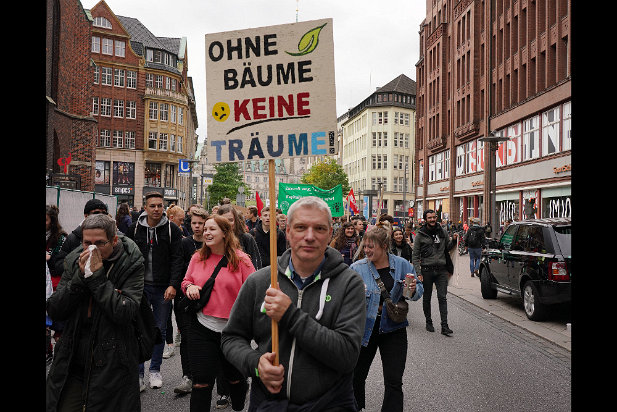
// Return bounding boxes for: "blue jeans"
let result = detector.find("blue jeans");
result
[468,248,482,274]
[139,284,171,375]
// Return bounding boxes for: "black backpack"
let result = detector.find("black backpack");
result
[117,264,163,363]
[466,226,484,248]
[135,292,162,363]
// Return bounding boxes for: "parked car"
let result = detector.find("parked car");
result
[478,218,571,321]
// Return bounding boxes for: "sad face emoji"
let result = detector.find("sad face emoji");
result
[212,102,230,122]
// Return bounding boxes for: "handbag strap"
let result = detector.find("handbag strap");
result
[204,255,228,285]
[374,276,391,300]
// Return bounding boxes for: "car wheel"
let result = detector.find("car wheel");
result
[480,267,497,299]
[523,281,546,321]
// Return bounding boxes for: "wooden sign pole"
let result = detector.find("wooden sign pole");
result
[268,159,279,365]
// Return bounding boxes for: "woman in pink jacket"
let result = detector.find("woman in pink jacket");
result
[181,214,255,412]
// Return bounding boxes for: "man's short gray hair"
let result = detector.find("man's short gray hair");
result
[287,196,332,227]
[81,213,117,240]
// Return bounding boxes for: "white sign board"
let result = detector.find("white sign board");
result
[205,18,337,163]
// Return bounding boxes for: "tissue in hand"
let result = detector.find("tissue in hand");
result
[84,244,97,278]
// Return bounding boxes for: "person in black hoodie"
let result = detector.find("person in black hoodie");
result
[126,191,183,391]
[250,206,286,266]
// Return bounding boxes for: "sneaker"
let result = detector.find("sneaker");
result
[174,375,192,394]
[216,395,230,409]
[139,376,146,392]
[441,325,453,336]
[162,344,175,359]
[150,371,163,389]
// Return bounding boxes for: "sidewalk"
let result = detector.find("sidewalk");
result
[446,249,571,352]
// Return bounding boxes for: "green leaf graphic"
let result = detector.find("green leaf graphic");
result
[286,23,327,56]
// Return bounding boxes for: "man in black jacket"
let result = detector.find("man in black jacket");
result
[411,209,458,336]
[250,206,286,266]
[463,218,487,277]
[126,191,183,391]
[245,205,261,232]
[46,213,144,411]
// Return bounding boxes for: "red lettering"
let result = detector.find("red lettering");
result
[252,97,267,120]
[232,93,311,122]
[234,99,251,121]
[277,94,294,117]
[297,92,310,115]
[269,96,275,118]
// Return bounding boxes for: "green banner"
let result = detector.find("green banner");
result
[278,183,344,217]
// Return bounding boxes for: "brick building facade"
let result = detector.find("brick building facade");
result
[46,0,97,190]
[415,0,571,227]
[88,0,198,209]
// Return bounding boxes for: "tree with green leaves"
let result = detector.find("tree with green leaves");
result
[301,157,350,194]
[207,163,248,206]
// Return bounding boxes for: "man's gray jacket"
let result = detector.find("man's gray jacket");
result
[221,246,365,407]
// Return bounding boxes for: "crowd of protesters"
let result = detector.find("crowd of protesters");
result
[46,194,499,412]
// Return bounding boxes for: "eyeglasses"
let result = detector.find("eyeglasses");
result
[83,240,111,248]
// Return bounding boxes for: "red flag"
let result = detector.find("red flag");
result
[347,188,359,214]
[256,191,264,216]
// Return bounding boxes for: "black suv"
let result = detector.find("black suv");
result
[479,218,571,321]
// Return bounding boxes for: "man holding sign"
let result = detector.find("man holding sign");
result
[222,196,365,411]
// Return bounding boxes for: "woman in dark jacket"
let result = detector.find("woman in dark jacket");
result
[46,214,145,412]
[390,228,413,263]
[329,221,359,266]
[115,202,132,234]
[217,204,263,270]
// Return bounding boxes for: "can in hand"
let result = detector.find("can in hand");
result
[403,273,415,298]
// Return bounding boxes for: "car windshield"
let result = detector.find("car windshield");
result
[554,225,571,257]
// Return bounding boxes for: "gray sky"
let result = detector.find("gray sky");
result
[82,0,426,144]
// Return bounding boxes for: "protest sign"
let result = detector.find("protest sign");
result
[205,18,337,163]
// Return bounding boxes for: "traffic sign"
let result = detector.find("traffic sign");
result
[179,159,191,175]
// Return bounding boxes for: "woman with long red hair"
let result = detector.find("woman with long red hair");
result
[181,214,255,412]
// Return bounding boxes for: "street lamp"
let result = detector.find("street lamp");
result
[479,133,509,238]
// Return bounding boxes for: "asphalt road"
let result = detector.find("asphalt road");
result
[136,290,570,411]
[47,252,571,411]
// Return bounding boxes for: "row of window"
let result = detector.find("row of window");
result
[372,132,410,148]
[148,102,184,124]
[145,73,179,91]
[98,129,136,149]
[94,66,137,88]
[94,67,182,94]
[92,97,137,119]
[148,132,184,153]
[92,36,126,57]
[423,101,572,182]
[144,163,177,188]
[371,111,411,126]
[145,48,178,69]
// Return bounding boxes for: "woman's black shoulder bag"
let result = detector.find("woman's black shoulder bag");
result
[177,255,228,314]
